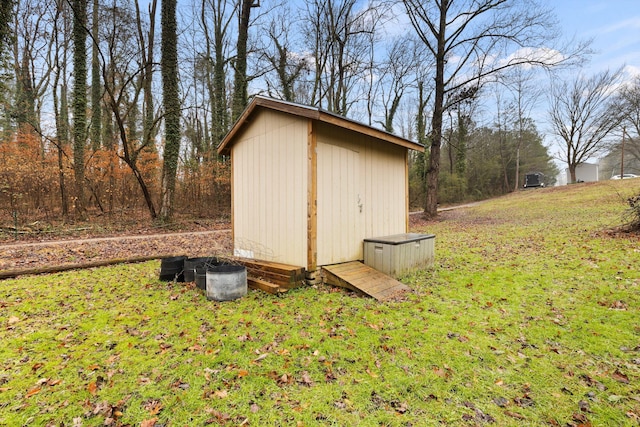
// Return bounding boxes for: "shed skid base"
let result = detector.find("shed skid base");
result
[305,268,322,286]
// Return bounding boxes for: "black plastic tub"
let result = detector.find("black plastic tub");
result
[184,257,219,282]
[194,266,207,290]
[159,256,187,282]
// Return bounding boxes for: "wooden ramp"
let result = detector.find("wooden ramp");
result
[322,261,411,302]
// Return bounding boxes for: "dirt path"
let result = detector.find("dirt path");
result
[409,201,483,215]
[0,229,230,249]
[1,201,479,277]
[0,229,233,275]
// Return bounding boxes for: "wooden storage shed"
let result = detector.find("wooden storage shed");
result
[218,96,424,276]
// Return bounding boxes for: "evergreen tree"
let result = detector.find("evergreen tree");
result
[160,0,180,221]
[72,0,87,218]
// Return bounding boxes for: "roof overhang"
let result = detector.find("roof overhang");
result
[217,96,425,155]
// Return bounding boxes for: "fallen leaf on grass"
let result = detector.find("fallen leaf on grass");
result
[612,370,629,384]
[505,410,526,419]
[580,374,606,391]
[324,369,337,382]
[87,381,98,395]
[140,418,157,427]
[8,316,19,324]
[366,368,378,378]
[578,400,591,413]
[298,371,314,387]
[25,387,41,398]
[392,401,408,414]
[572,412,591,425]
[433,365,452,379]
[253,353,268,363]
[514,395,535,407]
[609,300,627,310]
[493,397,508,407]
[278,373,293,386]
[214,389,228,399]
[205,408,231,423]
[143,400,163,415]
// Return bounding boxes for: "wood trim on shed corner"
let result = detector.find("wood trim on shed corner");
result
[307,118,318,271]
[405,150,409,233]
[230,154,235,247]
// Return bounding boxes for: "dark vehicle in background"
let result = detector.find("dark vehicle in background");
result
[524,172,545,188]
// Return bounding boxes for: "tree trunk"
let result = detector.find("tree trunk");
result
[569,165,577,183]
[90,0,101,150]
[424,2,447,219]
[53,71,69,218]
[513,144,521,191]
[72,0,87,219]
[134,0,157,152]
[160,0,180,221]
[53,0,70,218]
[232,0,258,121]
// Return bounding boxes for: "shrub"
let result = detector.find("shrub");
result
[626,193,640,231]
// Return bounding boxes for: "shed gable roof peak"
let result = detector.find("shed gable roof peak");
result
[217,96,424,154]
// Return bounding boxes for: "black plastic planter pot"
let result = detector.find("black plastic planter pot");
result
[159,256,187,282]
[184,257,219,282]
[195,266,207,290]
[205,265,247,301]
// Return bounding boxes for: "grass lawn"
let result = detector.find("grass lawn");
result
[1,180,639,426]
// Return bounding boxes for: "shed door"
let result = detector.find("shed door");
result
[317,143,363,265]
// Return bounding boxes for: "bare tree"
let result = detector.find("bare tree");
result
[96,0,159,218]
[135,0,157,153]
[52,0,72,217]
[402,0,588,217]
[11,0,55,137]
[304,0,379,115]
[617,76,640,171]
[500,66,544,191]
[199,0,236,147]
[548,68,623,183]
[260,4,308,102]
[374,35,425,133]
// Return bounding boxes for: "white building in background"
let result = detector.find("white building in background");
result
[565,162,599,183]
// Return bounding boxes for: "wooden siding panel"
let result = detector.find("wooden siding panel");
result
[232,110,307,267]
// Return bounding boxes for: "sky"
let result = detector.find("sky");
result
[550,0,640,77]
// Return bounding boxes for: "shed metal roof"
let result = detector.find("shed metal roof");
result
[217,96,425,155]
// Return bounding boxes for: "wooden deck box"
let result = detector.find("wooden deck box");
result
[363,233,435,277]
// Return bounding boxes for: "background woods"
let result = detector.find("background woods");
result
[0,0,636,229]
